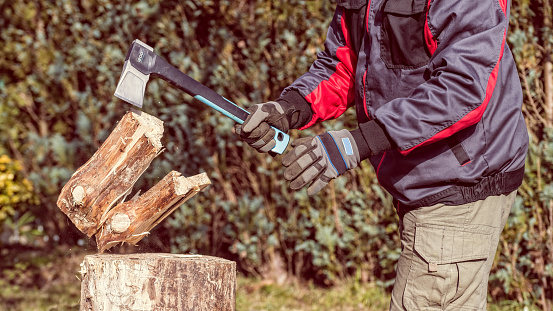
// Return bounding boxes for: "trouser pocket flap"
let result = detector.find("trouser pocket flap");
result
[414,224,492,265]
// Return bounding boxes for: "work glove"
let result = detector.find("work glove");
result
[235,91,314,153]
[234,101,290,153]
[282,129,363,196]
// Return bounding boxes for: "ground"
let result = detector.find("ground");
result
[0,247,539,311]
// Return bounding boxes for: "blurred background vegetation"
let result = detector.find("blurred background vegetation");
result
[0,0,552,310]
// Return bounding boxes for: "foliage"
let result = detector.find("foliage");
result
[0,155,36,221]
[0,154,39,246]
[0,0,551,309]
[487,0,553,309]
[0,248,83,311]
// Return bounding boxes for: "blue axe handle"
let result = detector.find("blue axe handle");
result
[193,95,289,155]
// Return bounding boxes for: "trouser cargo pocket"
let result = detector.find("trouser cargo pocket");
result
[403,223,493,310]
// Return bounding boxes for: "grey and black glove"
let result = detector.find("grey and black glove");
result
[281,124,396,195]
[235,101,289,153]
[235,91,313,153]
[282,130,364,195]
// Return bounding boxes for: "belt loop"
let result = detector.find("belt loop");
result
[494,173,503,193]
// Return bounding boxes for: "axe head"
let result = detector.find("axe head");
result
[114,39,155,108]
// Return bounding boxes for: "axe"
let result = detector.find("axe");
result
[114,39,290,154]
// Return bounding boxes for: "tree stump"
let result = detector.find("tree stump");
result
[80,253,236,311]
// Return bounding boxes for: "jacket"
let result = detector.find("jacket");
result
[277,0,529,207]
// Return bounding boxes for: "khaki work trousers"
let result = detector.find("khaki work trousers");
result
[390,191,517,311]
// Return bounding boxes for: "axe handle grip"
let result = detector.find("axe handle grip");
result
[152,58,249,122]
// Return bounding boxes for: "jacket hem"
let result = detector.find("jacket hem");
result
[395,165,525,209]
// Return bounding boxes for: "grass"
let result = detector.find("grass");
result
[0,247,82,311]
[0,249,543,311]
[236,277,389,311]
[0,276,389,311]
[0,279,80,311]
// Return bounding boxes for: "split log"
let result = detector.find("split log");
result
[80,253,236,311]
[95,172,211,253]
[57,111,164,236]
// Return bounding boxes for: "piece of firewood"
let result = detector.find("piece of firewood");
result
[95,171,211,253]
[57,110,164,236]
[80,253,236,310]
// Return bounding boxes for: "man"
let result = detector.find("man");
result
[235,0,528,310]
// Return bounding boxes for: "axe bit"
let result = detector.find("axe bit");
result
[114,39,290,154]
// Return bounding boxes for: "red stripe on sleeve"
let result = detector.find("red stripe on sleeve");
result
[424,0,437,55]
[498,0,507,16]
[362,1,372,119]
[400,30,507,156]
[362,71,370,118]
[366,0,372,33]
[301,9,357,129]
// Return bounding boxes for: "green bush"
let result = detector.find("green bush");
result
[0,0,551,308]
[0,155,35,220]
[0,154,40,246]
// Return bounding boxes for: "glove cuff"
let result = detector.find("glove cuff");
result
[276,90,313,129]
[351,120,395,160]
[320,129,363,175]
[350,128,372,160]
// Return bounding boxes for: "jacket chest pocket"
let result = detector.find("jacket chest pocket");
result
[380,0,431,69]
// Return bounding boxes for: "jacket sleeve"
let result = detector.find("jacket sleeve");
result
[279,5,359,129]
[366,0,512,155]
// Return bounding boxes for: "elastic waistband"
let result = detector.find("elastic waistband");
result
[395,166,525,209]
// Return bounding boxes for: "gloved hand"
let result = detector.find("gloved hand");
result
[234,101,290,153]
[282,129,363,196]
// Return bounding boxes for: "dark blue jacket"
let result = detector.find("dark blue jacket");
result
[278,0,528,207]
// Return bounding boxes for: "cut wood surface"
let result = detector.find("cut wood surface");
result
[95,172,211,253]
[57,111,164,236]
[56,110,212,252]
[80,253,236,311]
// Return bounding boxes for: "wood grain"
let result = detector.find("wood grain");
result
[80,253,236,310]
[95,172,211,253]
[57,110,164,236]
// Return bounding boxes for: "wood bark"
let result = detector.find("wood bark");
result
[57,111,164,236]
[95,172,211,253]
[80,253,236,311]
[57,110,211,252]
